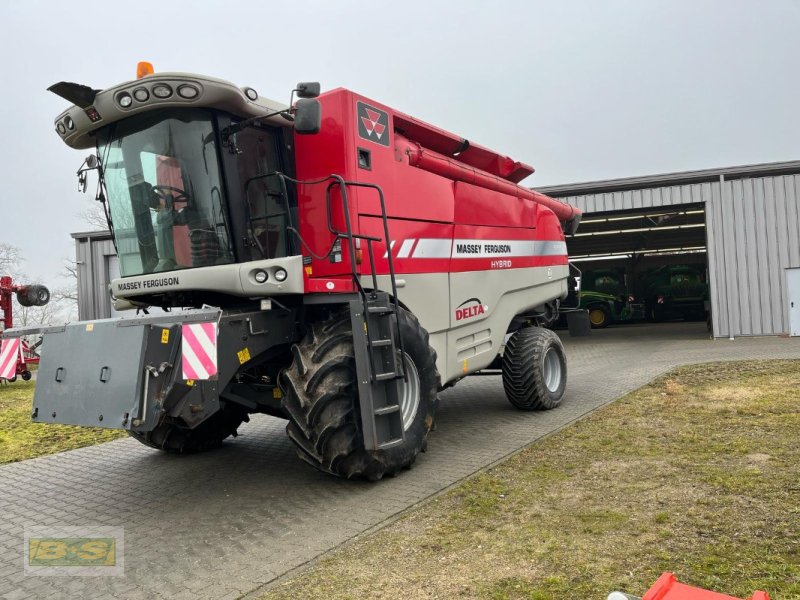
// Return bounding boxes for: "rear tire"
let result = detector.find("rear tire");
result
[502,327,567,410]
[280,307,439,481]
[127,402,249,454]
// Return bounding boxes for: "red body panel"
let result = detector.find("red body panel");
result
[293,89,578,292]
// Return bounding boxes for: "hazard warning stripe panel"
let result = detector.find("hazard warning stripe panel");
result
[0,338,21,380]
[181,322,218,381]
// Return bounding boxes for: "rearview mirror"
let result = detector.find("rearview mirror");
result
[294,98,321,135]
[295,82,320,99]
[77,154,99,193]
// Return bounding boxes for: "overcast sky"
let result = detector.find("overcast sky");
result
[1,0,798,282]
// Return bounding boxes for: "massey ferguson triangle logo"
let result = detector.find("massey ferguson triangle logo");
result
[357,102,390,147]
[455,298,488,321]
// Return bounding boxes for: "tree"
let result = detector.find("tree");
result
[0,242,22,278]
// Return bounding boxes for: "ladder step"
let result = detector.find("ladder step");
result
[374,371,397,382]
[367,306,393,315]
[370,339,393,347]
[374,405,400,416]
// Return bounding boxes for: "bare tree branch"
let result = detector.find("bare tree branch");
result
[0,243,23,278]
[77,202,109,231]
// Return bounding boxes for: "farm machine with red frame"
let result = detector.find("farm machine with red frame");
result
[0,276,50,382]
[2,63,581,479]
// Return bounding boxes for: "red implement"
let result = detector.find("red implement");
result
[0,275,49,381]
[642,573,770,600]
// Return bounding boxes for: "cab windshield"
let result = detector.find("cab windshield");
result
[96,109,234,276]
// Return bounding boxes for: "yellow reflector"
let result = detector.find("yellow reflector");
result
[137,61,155,79]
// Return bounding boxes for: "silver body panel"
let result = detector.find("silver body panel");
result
[110,255,304,300]
[372,264,568,383]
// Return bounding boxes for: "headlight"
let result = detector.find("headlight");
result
[254,270,268,284]
[177,84,199,99]
[152,84,172,99]
[273,268,288,282]
[133,87,149,102]
[117,93,133,108]
[64,116,75,130]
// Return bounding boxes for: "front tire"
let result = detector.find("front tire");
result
[127,402,249,454]
[587,304,611,329]
[280,308,439,480]
[502,326,567,411]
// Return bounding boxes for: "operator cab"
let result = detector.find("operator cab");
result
[51,68,320,308]
[96,108,294,278]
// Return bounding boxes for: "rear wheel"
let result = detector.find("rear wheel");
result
[280,307,439,480]
[502,326,567,410]
[127,402,249,454]
[587,304,611,329]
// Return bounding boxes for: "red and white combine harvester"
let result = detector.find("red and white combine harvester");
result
[2,63,582,479]
[0,276,50,382]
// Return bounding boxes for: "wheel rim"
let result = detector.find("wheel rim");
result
[589,309,605,326]
[398,352,421,431]
[542,347,562,393]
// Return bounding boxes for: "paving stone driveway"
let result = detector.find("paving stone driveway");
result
[1,323,798,599]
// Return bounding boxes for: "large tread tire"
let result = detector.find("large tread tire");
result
[127,403,249,454]
[280,308,439,481]
[502,326,567,411]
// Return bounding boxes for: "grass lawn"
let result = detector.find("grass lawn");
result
[262,360,800,600]
[0,380,124,464]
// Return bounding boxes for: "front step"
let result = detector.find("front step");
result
[349,293,406,451]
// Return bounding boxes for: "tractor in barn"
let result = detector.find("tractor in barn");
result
[639,265,709,322]
[0,276,50,382]
[577,268,644,328]
[1,63,581,479]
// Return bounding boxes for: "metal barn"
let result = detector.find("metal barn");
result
[539,160,800,338]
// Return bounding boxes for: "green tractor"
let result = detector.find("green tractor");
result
[580,290,645,328]
[565,268,644,329]
[639,265,709,322]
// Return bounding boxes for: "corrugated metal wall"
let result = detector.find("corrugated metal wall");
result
[559,181,714,212]
[558,174,800,338]
[73,233,116,321]
[711,174,800,338]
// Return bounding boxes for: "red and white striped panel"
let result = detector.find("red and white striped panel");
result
[0,338,21,380]
[181,323,218,380]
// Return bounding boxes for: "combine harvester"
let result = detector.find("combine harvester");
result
[2,63,581,479]
[0,276,49,382]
